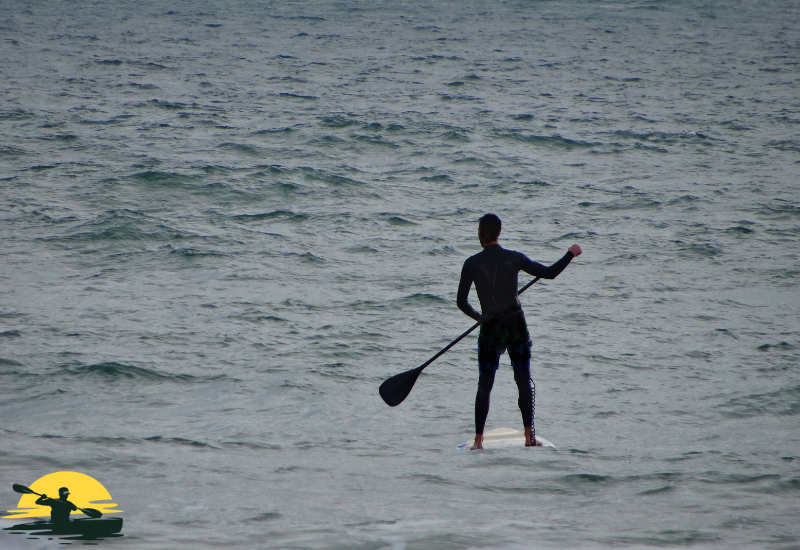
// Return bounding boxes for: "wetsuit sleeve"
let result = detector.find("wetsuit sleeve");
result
[456,262,481,322]
[519,251,574,279]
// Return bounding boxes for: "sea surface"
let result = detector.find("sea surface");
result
[1,0,799,548]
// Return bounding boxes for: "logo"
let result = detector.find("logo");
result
[2,471,123,543]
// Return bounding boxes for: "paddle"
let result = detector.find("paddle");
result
[379,277,541,406]
[12,484,103,519]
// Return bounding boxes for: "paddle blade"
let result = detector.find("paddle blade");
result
[12,484,37,495]
[379,366,424,407]
[81,507,103,519]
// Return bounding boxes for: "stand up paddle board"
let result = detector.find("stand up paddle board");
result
[458,427,555,450]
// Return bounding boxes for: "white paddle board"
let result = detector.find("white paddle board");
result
[457,427,555,450]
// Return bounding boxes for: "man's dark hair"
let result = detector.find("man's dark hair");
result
[479,214,502,241]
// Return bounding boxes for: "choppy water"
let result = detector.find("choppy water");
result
[1,0,799,548]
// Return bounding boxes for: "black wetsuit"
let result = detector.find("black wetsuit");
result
[35,495,77,524]
[457,244,574,434]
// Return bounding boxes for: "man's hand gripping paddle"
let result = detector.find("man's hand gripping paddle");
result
[12,484,103,518]
[379,277,541,406]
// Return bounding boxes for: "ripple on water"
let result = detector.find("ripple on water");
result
[716,385,800,418]
[51,362,227,385]
[232,210,309,223]
[39,210,193,244]
[217,142,264,156]
[493,130,600,149]
[128,171,202,187]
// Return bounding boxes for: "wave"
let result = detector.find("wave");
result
[279,92,318,100]
[252,127,295,135]
[608,129,719,147]
[424,246,460,256]
[754,477,800,495]
[319,116,357,128]
[137,99,192,110]
[551,232,584,242]
[142,436,218,448]
[39,209,194,243]
[757,342,795,351]
[604,530,720,546]
[353,134,400,148]
[217,142,263,156]
[0,109,36,121]
[64,362,227,383]
[393,293,449,306]
[726,225,755,234]
[286,251,325,265]
[403,473,456,485]
[420,174,453,182]
[439,94,482,102]
[344,245,379,254]
[441,131,470,142]
[306,135,346,147]
[232,210,309,223]
[128,171,201,186]
[127,61,175,71]
[228,310,288,323]
[166,246,229,259]
[494,131,599,149]
[757,201,800,219]
[767,139,800,153]
[297,167,365,186]
[0,145,28,157]
[716,385,800,418]
[382,215,416,226]
[38,134,78,142]
[675,242,722,258]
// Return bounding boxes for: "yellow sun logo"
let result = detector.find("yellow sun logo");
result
[3,471,122,519]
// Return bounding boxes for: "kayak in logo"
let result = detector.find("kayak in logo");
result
[2,471,123,542]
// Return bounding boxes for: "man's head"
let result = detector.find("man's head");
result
[478,214,501,246]
[58,487,70,499]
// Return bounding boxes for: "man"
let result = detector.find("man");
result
[35,487,78,524]
[457,214,581,450]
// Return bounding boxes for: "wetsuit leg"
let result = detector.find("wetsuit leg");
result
[509,340,533,428]
[513,368,533,428]
[475,369,496,435]
[476,339,502,434]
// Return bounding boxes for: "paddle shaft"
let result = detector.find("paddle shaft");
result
[417,277,541,371]
[12,484,102,518]
[379,277,543,406]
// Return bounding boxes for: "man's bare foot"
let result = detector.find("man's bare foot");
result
[524,427,542,447]
[470,434,483,450]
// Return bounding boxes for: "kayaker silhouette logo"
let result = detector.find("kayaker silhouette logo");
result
[3,471,123,541]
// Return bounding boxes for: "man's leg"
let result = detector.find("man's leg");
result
[472,369,496,449]
[473,340,501,450]
[510,340,540,446]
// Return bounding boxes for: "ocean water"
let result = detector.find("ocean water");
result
[1,0,799,548]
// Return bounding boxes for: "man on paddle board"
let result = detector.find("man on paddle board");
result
[457,214,581,449]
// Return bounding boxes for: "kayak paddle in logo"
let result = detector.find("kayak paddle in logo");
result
[2,471,123,542]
